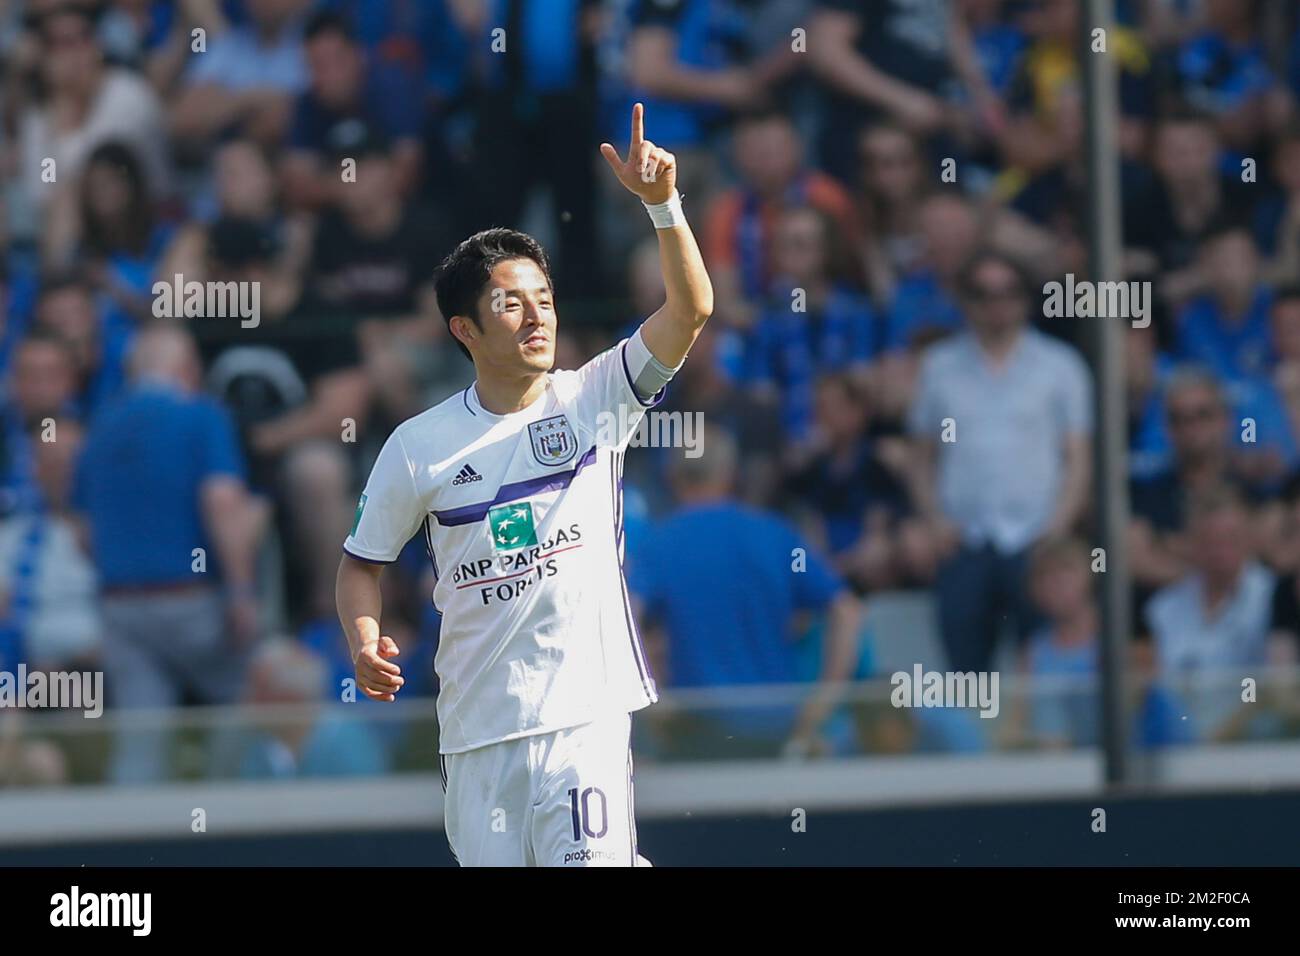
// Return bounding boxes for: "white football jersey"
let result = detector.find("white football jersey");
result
[345,326,671,753]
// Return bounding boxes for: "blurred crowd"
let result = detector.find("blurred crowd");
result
[4,0,1300,785]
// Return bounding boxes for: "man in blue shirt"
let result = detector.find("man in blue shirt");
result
[281,10,425,209]
[1175,224,1274,384]
[741,207,878,444]
[629,425,861,758]
[881,192,977,352]
[74,323,263,782]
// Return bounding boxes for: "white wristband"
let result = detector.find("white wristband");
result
[643,191,685,229]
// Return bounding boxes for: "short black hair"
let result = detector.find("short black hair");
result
[36,269,91,302]
[17,326,77,365]
[434,228,553,362]
[1199,213,1255,249]
[957,249,1033,300]
[1154,103,1217,132]
[732,105,794,132]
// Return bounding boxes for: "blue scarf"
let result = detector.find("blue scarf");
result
[0,508,47,670]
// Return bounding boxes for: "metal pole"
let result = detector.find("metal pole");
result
[1079,0,1130,787]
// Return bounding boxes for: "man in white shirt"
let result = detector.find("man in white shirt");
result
[336,104,712,866]
[1145,485,1273,739]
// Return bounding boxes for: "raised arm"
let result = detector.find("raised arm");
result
[600,103,713,369]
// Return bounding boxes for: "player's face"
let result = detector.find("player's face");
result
[472,259,557,374]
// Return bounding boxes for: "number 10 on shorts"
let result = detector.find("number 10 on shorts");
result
[567,786,608,841]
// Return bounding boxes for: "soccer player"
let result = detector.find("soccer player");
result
[336,104,712,866]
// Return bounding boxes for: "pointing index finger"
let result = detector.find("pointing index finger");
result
[630,102,644,151]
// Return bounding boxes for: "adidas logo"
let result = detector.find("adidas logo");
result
[451,463,484,486]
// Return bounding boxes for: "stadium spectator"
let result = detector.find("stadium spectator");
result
[455,0,605,292]
[305,123,445,327]
[1267,284,1300,445]
[281,10,423,210]
[0,416,99,674]
[740,206,876,446]
[704,108,861,329]
[855,122,931,296]
[1014,535,1099,749]
[161,137,309,321]
[998,0,1152,175]
[617,0,786,179]
[880,191,976,354]
[168,0,310,150]
[179,178,370,627]
[93,0,221,93]
[74,322,262,782]
[633,319,783,512]
[1257,124,1300,270]
[961,0,1029,100]
[10,3,171,240]
[809,0,998,184]
[1129,367,1251,592]
[1161,0,1286,156]
[235,637,388,779]
[0,329,78,516]
[32,275,132,417]
[43,141,174,326]
[1126,323,1176,479]
[1130,321,1295,499]
[1126,111,1253,306]
[784,371,913,593]
[1174,223,1274,385]
[304,119,459,427]
[1144,485,1273,738]
[907,251,1093,673]
[630,424,862,759]
[0,711,67,787]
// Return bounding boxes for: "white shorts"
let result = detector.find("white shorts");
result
[440,711,647,867]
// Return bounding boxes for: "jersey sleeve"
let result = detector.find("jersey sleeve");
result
[572,324,682,449]
[344,429,426,564]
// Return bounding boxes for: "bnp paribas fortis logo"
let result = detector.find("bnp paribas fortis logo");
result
[488,502,538,552]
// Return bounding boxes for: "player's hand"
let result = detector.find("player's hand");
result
[600,102,677,205]
[353,635,404,702]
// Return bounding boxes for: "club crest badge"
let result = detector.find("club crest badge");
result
[528,415,577,467]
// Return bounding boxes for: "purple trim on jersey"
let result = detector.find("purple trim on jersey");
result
[462,387,476,417]
[627,747,636,862]
[620,340,667,408]
[614,452,625,553]
[611,450,653,697]
[423,517,441,613]
[342,545,395,565]
[431,445,599,526]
